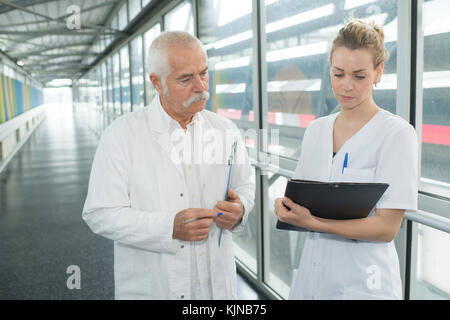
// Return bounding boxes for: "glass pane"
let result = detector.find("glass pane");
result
[129,0,141,21]
[101,62,107,110]
[118,3,128,30]
[120,46,131,114]
[265,172,307,299]
[264,0,398,159]
[106,57,114,113]
[198,0,256,153]
[130,36,145,110]
[143,23,161,105]
[233,167,257,274]
[142,0,152,8]
[113,52,121,115]
[164,0,194,33]
[412,223,450,299]
[420,0,450,198]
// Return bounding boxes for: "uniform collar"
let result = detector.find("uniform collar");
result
[155,95,204,131]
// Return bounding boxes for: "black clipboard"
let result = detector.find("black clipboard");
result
[276,179,389,232]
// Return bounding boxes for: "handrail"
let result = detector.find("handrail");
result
[251,161,450,234]
[405,210,450,234]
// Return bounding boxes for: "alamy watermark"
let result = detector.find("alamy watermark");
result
[66,265,81,290]
[168,127,280,174]
[66,5,81,30]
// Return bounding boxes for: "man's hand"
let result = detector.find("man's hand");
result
[172,208,216,241]
[214,189,245,230]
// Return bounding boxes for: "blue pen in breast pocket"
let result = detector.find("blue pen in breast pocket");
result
[342,152,349,174]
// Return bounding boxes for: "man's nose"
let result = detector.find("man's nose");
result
[193,74,207,92]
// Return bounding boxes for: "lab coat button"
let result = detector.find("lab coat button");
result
[180,193,183,197]
[180,245,184,249]
[180,294,185,299]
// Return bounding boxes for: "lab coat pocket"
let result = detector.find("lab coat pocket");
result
[341,167,376,183]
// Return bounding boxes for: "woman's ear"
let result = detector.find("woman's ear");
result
[375,62,384,84]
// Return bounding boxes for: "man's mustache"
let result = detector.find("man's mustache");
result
[183,91,210,108]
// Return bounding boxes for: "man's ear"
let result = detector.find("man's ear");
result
[150,74,164,96]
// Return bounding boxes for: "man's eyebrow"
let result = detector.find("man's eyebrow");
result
[176,73,193,80]
[176,67,209,80]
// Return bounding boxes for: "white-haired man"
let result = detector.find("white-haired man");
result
[82,31,255,300]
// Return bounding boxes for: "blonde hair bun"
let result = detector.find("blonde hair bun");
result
[330,18,389,68]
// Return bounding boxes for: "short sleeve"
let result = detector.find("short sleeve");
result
[375,124,418,211]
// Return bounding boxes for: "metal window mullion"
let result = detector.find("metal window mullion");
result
[396,0,414,300]
[192,0,199,37]
[409,0,424,300]
[251,0,267,287]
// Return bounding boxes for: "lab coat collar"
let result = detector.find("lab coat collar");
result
[146,95,185,179]
[149,95,205,133]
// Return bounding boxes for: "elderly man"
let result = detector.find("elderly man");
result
[82,31,255,300]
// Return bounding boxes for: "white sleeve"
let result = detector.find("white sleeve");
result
[375,124,418,211]
[82,124,179,253]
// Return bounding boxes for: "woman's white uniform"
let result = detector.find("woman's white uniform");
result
[289,108,418,300]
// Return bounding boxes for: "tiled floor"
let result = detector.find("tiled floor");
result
[0,104,265,300]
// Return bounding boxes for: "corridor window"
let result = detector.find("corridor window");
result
[106,57,114,113]
[264,172,306,299]
[412,223,450,299]
[232,167,258,275]
[264,0,398,159]
[118,3,128,31]
[143,23,161,105]
[130,36,145,110]
[120,46,131,114]
[420,0,450,198]
[164,0,194,33]
[129,0,141,22]
[198,0,256,152]
[113,53,121,115]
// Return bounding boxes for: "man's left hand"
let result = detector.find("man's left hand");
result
[214,189,245,230]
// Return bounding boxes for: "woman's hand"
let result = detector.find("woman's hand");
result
[274,197,317,230]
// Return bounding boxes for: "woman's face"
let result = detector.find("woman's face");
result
[330,46,383,111]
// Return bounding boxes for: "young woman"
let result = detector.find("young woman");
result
[274,19,418,299]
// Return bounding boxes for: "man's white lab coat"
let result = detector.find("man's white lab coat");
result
[82,96,255,299]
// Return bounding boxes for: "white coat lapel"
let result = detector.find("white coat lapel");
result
[146,97,185,180]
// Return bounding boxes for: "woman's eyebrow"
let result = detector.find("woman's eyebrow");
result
[333,66,367,73]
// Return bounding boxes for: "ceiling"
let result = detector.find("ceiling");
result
[0,0,124,86]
